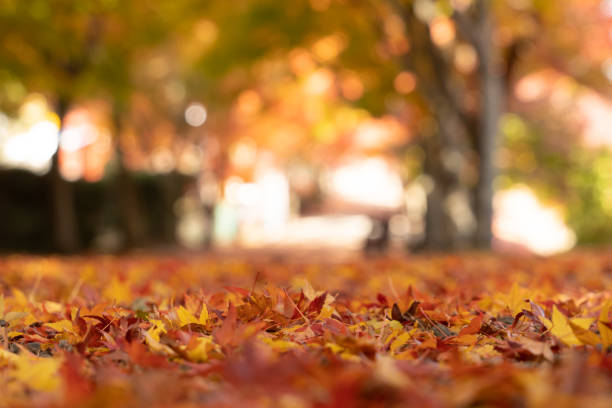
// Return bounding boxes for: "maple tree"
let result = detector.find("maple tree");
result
[175,0,612,250]
[0,253,610,407]
[0,1,209,251]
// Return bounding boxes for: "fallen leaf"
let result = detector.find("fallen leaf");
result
[176,305,200,327]
[459,315,483,336]
[598,299,612,349]
[12,352,63,392]
[46,319,74,333]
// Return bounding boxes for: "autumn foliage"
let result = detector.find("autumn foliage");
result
[0,252,611,407]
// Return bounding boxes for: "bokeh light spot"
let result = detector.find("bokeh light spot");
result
[185,103,208,127]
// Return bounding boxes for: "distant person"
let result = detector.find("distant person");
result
[363,217,389,254]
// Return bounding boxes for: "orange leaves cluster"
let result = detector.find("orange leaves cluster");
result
[0,252,611,407]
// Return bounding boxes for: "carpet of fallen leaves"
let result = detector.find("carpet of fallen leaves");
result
[0,251,611,407]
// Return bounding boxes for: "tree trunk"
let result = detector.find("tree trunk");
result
[384,0,501,250]
[394,2,476,251]
[112,110,148,249]
[116,151,148,248]
[423,135,457,250]
[424,179,448,249]
[50,98,80,253]
[474,0,503,249]
[160,173,179,244]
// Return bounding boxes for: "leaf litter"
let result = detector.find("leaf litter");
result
[0,251,611,407]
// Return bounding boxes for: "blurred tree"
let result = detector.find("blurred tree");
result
[186,0,510,249]
[0,0,207,251]
[497,0,612,245]
[378,0,502,248]
[0,1,103,252]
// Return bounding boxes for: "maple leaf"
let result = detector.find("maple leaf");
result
[546,306,596,346]
[147,319,167,341]
[568,320,600,346]
[389,332,412,354]
[292,278,317,301]
[377,293,389,306]
[459,315,483,336]
[391,303,404,323]
[199,303,209,323]
[11,289,29,308]
[185,336,216,362]
[449,334,479,346]
[176,306,200,326]
[504,283,531,316]
[598,299,612,349]
[126,339,173,368]
[306,292,327,317]
[102,277,132,304]
[213,302,238,350]
[59,353,93,404]
[143,331,177,357]
[11,352,63,392]
[46,319,74,333]
[175,304,209,328]
[260,336,300,353]
[316,304,336,320]
[2,311,28,326]
[0,347,19,363]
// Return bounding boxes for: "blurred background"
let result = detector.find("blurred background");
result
[0,0,611,256]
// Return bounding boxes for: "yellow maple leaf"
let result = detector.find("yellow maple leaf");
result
[185,336,216,362]
[175,304,208,328]
[158,298,170,311]
[11,289,29,308]
[292,278,317,301]
[316,305,334,320]
[549,306,595,346]
[199,304,209,324]
[143,331,177,356]
[599,299,612,349]
[12,353,63,392]
[569,320,599,346]
[46,319,74,333]
[147,319,167,341]
[176,306,200,327]
[325,342,344,354]
[504,283,530,316]
[261,337,299,353]
[388,320,404,331]
[390,332,412,354]
[0,348,19,363]
[540,315,553,331]
[477,296,493,311]
[338,352,361,362]
[314,294,337,320]
[8,331,23,339]
[569,317,593,330]
[3,311,28,325]
[549,306,580,346]
[102,277,131,304]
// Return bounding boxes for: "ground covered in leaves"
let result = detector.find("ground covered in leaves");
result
[0,251,611,407]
